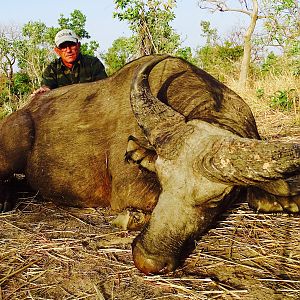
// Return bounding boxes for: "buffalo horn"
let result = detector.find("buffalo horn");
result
[197,136,300,196]
[130,55,188,157]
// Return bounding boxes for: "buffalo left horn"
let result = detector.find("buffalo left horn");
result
[197,136,300,196]
[130,55,193,158]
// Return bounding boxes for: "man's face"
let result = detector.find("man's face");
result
[55,41,80,66]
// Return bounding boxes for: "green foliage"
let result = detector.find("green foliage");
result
[80,40,100,56]
[0,82,9,105]
[113,0,181,56]
[200,21,218,45]
[218,41,243,60]
[101,37,135,75]
[195,42,243,80]
[15,22,54,89]
[102,35,194,75]
[175,47,197,64]
[260,50,300,78]
[256,87,264,99]
[22,21,48,44]
[0,31,18,82]
[262,0,300,50]
[11,72,31,96]
[284,40,300,76]
[270,89,297,111]
[0,72,31,118]
[260,52,279,74]
[57,9,90,39]
[193,20,245,80]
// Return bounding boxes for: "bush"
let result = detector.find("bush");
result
[12,72,31,96]
[0,72,32,119]
[194,42,243,81]
[270,89,297,111]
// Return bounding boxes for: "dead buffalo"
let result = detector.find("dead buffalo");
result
[0,55,299,275]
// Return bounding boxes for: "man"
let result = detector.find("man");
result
[32,29,107,95]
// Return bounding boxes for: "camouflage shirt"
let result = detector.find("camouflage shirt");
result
[42,54,107,89]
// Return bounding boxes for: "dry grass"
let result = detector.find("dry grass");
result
[0,87,299,300]
[228,71,300,136]
[1,188,299,299]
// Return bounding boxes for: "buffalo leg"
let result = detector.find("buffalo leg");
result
[0,110,34,212]
[247,187,300,213]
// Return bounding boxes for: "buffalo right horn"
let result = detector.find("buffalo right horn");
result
[197,136,300,196]
[130,55,192,158]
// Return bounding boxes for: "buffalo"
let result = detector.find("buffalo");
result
[0,55,299,275]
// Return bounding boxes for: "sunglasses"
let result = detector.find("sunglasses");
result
[58,42,78,51]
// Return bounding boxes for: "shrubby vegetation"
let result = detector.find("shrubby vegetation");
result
[0,0,299,122]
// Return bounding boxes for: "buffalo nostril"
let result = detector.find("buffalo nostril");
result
[132,240,177,275]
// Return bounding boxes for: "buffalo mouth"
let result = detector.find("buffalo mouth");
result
[132,235,179,275]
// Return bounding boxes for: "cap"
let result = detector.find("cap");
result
[55,29,78,47]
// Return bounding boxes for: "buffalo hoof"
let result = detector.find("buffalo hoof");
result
[248,187,300,213]
[0,198,15,213]
[0,175,33,213]
[0,181,17,213]
[0,189,16,213]
[132,238,177,275]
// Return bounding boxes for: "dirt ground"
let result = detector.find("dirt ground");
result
[0,109,299,300]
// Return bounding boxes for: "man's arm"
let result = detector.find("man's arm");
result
[92,58,108,81]
[41,63,59,89]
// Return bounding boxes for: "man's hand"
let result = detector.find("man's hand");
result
[30,86,51,97]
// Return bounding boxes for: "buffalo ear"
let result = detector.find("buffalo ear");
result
[197,136,300,196]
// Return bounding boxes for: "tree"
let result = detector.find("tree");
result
[0,25,21,86]
[251,1,300,77]
[18,21,52,88]
[196,42,243,81]
[113,0,181,56]
[101,37,135,75]
[175,46,196,63]
[198,0,265,89]
[198,0,300,88]
[57,9,91,39]
[200,20,218,46]
[261,0,300,51]
[0,25,27,112]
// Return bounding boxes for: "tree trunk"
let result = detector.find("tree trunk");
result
[238,0,258,89]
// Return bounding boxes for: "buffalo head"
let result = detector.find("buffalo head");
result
[130,55,300,274]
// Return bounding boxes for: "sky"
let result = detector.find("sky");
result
[0,0,249,53]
